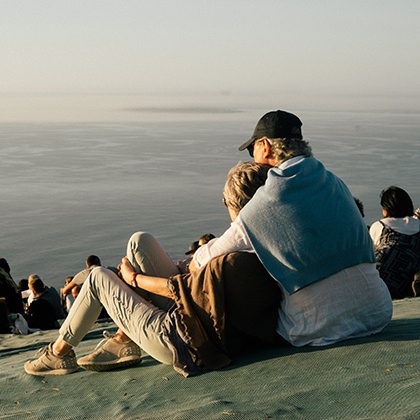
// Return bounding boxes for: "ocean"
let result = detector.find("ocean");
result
[1,109,419,290]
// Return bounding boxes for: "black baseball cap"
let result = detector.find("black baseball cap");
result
[238,110,303,151]
[185,241,199,255]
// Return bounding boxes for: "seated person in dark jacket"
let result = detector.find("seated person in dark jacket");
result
[25,275,63,330]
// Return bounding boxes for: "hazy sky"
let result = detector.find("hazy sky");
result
[1,0,419,121]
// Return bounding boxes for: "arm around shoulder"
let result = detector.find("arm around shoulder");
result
[62,280,76,295]
[193,218,252,269]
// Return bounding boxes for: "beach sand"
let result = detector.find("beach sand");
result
[1,299,419,420]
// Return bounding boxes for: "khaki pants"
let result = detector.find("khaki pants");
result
[59,232,180,365]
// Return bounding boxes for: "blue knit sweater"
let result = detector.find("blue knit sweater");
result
[240,157,375,294]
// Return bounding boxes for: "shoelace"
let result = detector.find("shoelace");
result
[34,344,50,357]
[93,330,113,351]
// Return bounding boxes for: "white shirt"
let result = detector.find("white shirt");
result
[370,217,420,246]
[275,263,392,346]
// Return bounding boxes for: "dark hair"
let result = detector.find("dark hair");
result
[199,233,215,245]
[29,276,45,294]
[86,255,101,267]
[18,279,29,292]
[380,186,414,218]
[353,197,365,218]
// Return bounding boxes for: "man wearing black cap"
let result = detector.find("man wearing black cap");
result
[194,109,393,347]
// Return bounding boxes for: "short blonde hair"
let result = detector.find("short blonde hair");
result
[223,161,271,213]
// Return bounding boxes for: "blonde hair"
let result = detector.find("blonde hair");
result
[223,161,271,213]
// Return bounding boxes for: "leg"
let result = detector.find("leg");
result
[61,267,173,364]
[126,231,179,311]
[84,232,178,357]
[127,231,180,277]
[24,267,173,376]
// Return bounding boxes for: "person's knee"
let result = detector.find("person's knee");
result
[86,267,115,288]
[128,231,155,250]
[129,231,153,243]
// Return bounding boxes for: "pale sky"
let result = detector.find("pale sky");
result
[1,0,419,121]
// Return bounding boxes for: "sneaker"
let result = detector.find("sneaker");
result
[24,343,78,376]
[77,331,142,372]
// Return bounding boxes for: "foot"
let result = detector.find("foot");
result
[77,331,142,372]
[24,343,78,376]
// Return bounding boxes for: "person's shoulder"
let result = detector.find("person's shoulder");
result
[45,286,60,297]
[73,268,91,285]
[369,220,385,243]
[370,220,383,230]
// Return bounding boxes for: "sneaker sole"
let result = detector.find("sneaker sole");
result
[77,357,142,372]
[24,362,78,376]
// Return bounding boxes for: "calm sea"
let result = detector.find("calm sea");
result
[1,109,419,290]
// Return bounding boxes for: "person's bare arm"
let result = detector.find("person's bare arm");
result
[62,280,77,295]
[119,256,173,299]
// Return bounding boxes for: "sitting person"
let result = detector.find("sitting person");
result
[0,260,29,334]
[176,233,216,274]
[198,233,215,246]
[25,275,63,330]
[60,276,75,315]
[18,278,30,306]
[24,162,280,377]
[27,274,65,320]
[370,186,420,299]
[62,255,102,297]
[193,110,392,347]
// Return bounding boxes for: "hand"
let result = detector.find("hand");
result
[175,256,192,274]
[119,256,135,285]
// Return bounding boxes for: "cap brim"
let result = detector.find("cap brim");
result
[238,137,256,151]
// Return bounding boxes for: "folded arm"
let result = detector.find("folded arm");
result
[119,256,173,299]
